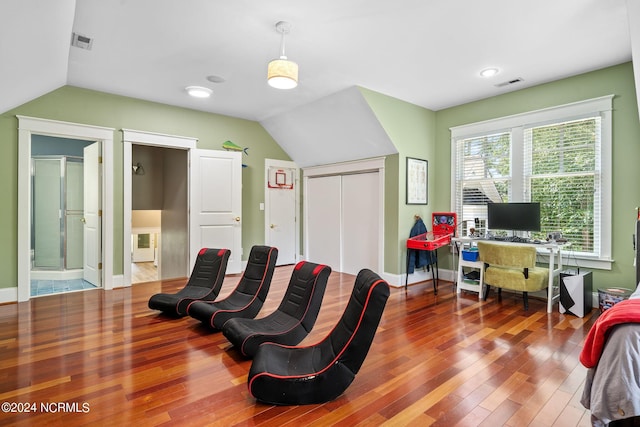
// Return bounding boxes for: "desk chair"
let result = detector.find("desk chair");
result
[477,241,548,310]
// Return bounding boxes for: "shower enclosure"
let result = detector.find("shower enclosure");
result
[31,156,84,277]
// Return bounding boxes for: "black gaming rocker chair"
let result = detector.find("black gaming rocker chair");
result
[187,246,278,330]
[221,261,331,358]
[247,268,390,405]
[148,248,230,317]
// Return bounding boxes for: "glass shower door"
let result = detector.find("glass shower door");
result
[65,159,84,269]
[32,158,63,269]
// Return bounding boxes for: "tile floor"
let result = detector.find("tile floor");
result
[30,279,98,297]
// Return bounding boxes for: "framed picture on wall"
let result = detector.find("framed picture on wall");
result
[406,157,428,205]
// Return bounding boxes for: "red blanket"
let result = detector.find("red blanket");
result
[580,298,640,368]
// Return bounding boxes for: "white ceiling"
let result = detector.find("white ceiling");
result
[1,0,633,122]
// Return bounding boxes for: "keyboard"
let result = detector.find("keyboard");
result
[489,236,535,243]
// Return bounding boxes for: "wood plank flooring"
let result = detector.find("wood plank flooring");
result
[131,262,158,284]
[0,265,598,426]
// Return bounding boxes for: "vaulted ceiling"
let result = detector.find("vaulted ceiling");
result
[2,0,638,166]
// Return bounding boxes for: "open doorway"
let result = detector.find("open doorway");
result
[123,129,243,287]
[17,116,115,302]
[130,144,188,284]
[29,136,100,296]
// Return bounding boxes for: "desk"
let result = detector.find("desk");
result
[406,232,451,294]
[451,237,564,313]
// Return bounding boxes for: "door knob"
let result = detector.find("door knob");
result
[81,218,86,223]
[234,216,241,222]
[270,224,275,229]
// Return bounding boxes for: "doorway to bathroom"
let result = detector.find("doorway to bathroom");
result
[29,135,101,297]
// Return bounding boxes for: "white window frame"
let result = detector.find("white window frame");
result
[450,95,613,270]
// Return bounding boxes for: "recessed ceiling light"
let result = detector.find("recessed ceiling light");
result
[480,68,500,78]
[185,86,212,98]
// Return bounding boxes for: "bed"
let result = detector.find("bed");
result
[580,286,640,426]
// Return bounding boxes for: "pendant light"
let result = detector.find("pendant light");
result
[267,21,298,89]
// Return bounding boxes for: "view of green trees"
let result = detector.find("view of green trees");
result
[459,117,597,253]
[530,118,597,251]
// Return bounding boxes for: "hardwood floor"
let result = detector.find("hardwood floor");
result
[0,265,597,426]
[131,262,158,284]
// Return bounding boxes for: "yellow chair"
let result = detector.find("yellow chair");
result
[477,241,548,310]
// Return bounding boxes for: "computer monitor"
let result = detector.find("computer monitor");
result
[487,202,541,232]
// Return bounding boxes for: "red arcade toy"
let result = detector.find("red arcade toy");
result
[405,212,457,292]
[406,212,457,251]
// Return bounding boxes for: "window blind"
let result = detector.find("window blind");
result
[455,132,511,236]
[524,117,601,253]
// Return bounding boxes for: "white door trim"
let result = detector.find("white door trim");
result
[17,115,114,302]
[122,129,197,287]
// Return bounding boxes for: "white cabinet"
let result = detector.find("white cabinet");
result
[456,256,484,300]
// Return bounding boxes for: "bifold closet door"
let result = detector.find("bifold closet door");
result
[306,175,341,269]
[306,172,379,275]
[341,172,379,275]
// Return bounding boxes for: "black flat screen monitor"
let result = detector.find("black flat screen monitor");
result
[487,202,541,232]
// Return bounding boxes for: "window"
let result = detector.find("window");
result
[451,96,613,267]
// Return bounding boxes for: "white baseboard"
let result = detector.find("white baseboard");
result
[0,287,18,304]
[31,269,83,280]
[111,274,125,288]
[383,268,455,288]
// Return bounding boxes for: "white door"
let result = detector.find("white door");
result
[190,149,242,274]
[83,142,102,286]
[132,233,155,262]
[305,175,341,269]
[342,172,380,275]
[265,161,298,265]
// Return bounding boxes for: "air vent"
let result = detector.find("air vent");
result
[71,32,93,50]
[495,77,524,88]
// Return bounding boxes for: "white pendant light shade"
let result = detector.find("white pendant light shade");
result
[268,58,298,89]
[268,21,298,89]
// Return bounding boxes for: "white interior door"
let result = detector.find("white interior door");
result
[305,175,341,268]
[265,161,298,265]
[83,142,102,286]
[132,233,155,262]
[190,149,242,273]
[342,172,379,275]
[267,188,296,265]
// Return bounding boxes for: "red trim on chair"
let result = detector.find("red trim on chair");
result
[312,264,326,275]
[294,261,305,270]
[247,279,387,396]
[218,249,228,257]
[199,248,207,256]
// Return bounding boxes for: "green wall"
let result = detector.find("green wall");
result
[434,62,640,287]
[359,87,437,274]
[1,63,637,291]
[0,86,290,289]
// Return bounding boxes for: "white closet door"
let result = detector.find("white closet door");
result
[341,172,379,275]
[306,175,341,268]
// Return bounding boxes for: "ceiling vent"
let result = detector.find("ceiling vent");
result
[71,32,93,50]
[495,77,524,88]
